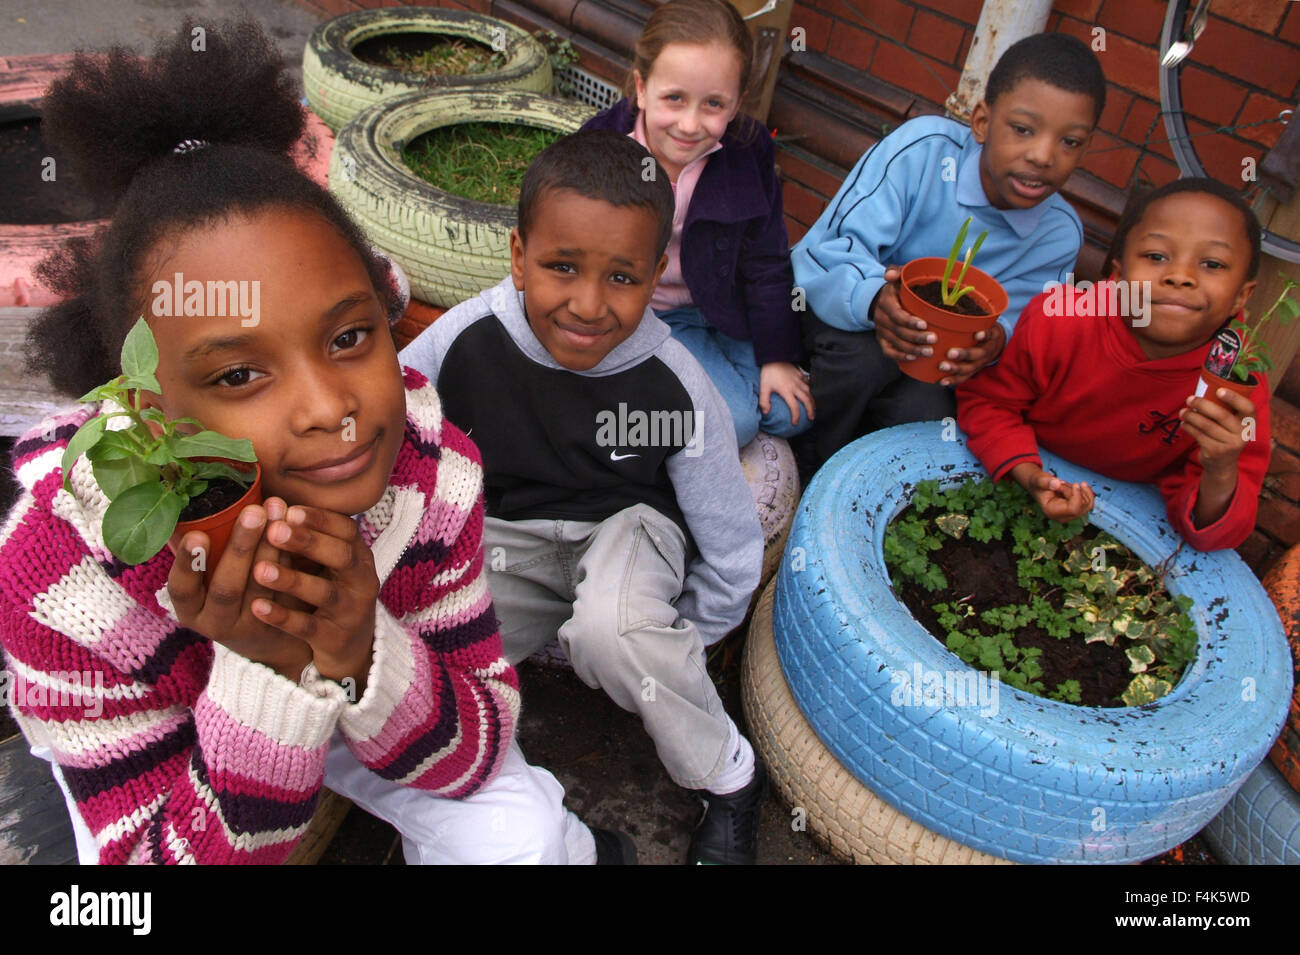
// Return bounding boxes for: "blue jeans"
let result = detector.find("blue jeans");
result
[655,306,812,448]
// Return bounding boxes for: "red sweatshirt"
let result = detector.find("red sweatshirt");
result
[956,285,1270,551]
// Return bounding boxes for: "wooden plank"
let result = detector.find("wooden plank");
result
[1253,191,1300,395]
[0,734,78,865]
[0,306,68,438]
[283,789,353,865]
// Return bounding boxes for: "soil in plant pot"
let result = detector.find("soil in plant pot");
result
[894,527,1137,707]
[403,122,562,205]
[910,280,989,317]
[179,478,250,522]
[352,34,505,78]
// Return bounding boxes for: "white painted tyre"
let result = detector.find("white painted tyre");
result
[329,88,594,307]
[740,433,799,589]
[303,8,552,132]
[742,582,1009,865]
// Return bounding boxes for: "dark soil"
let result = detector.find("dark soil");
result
[179,478,249,522]
[0,112,116,224]
[894,528,1138,707]
[911,280,989,317]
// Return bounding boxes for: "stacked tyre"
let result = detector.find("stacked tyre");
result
[1203,543,1300,864]
[304,8,553,132]
[744,422,1292,864]
[329,89,593,308]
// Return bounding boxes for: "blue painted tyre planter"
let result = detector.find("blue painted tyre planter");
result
[1203,759,1300,864]
[774,422,1291,864]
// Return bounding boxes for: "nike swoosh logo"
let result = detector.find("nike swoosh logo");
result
[610,450,640,461]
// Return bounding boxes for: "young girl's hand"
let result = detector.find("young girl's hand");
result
[873,267,936,364]
[167,497,314,682]
[1180,389,1253,527]
[759,362,815,426]
[251,505,380,696]
[1010,463,1094,523]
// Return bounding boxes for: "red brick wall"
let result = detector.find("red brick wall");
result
[780,0,1299,239]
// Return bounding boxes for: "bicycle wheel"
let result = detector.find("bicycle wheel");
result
[1159,0,1300,262]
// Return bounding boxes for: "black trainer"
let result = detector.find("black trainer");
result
[592,828,638,865]
[687,759,767,865]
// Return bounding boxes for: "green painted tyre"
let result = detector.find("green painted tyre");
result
[304,8,553,132]
[329,88,593,307]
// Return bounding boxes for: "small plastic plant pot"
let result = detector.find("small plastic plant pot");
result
[897,257,1009,384]
[1195,368,1258,413]
[173,463,263,582]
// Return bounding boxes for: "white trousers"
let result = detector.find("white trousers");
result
[37,734,595,865]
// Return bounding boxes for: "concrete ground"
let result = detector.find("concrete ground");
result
[320,655,842,865]
[2,0,319,88]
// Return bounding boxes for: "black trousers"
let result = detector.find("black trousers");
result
[798,313,957,474]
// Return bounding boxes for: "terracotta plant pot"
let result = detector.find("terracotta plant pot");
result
[897,257,1009,384]
[173,463,263,581]
[1196,368,1258,413]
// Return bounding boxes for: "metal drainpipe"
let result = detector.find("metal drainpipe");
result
[945,0,1054,124]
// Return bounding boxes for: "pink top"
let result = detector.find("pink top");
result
[631,113,722,311]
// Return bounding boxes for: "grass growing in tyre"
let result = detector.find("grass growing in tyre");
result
[884,477,1197,707]
[357,37,506,78]
[403,122,562,205]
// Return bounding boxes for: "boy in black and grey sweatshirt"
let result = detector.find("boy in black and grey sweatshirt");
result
[399,131,765,865]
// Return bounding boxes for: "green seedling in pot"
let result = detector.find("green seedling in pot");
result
[941,216,990,308]
[1227,274,1299,382]
[61,316,257,565]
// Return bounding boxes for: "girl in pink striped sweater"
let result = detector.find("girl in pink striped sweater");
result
[0,18,617,865]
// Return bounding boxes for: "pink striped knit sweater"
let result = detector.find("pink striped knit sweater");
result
[0,367,520,864]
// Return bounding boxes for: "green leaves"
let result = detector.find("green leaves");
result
[61,414,107,491]
[119,317,162,393]
[1121,673,1173,707]
[170,431,256,462]
[940,216,991,307]
[92,455,157,500]
[1230,278,1300,381]
[56,316,259,565]
[935,513,970,540]
[886,475,1198,708]
[102,481,185,565]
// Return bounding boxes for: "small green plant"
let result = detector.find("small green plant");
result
[532,30,578,96]
[940,216,989,307]
[885,477,1197,706]
[1228,274,1300,382]
[61,317,256,565]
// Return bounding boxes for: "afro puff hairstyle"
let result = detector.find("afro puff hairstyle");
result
[25,17,402,399]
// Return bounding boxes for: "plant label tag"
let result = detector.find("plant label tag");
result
[1203,326,1241,378]
[1196,326,1242,398]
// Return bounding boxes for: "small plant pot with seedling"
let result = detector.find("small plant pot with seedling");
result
[1197,274,1300,411]
[61,317,259,575]
[897,217,1009,384]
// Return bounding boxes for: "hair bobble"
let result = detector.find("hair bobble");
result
[172,139,210,156]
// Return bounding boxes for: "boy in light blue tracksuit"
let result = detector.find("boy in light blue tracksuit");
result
[792,32,1106,472]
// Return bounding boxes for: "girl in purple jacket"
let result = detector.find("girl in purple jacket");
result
[581,0,812,447]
